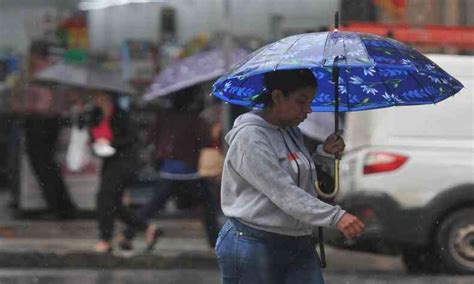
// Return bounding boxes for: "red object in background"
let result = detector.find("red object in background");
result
[341,22,474,49]
[392,0,406,8]
[372,0,406,8]
[363,152,408,175]
[57,12,88,49]
[372,0,406,20]
[91,116,113,142]
[59,14,87,29]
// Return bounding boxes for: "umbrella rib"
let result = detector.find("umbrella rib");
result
[423,63,458,99]
[386,37,418,71]
[384,38,439,102]
[406,70,437,104]
[341,35,349,66]
[236,73,251,106]
[379,38,450,104]
[343,67,352,111]
[321,32,332,66]
[341,35,351,111]
[239,41,280,73]
[374,65,398,107]
[358,33,375,66]
[274,34,308,71]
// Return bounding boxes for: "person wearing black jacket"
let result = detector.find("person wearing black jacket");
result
[91,92,158,253]
[15,40,78,219]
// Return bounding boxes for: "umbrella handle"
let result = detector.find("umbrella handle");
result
[314,159,340,199]
[317,55,343,200]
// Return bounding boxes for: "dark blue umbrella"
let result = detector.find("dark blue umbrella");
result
[143,47,249,101]
[213,33,463,112]
[211,19,464,198]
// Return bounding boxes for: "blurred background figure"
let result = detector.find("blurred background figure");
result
[90,91,156,253]
[198,102,224,202]
[120,86,219,250]
[10,40,78,220]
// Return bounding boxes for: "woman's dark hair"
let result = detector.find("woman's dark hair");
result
[172,85,201,111]
[251,69,317,108]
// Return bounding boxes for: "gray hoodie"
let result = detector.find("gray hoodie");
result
[221,112,345,236]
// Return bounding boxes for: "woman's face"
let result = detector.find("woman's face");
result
[273,86,315,127]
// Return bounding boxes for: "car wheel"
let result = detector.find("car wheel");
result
[436,208,474,274]
[401,247,440,274]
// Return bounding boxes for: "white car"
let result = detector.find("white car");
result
[326,54,474,274]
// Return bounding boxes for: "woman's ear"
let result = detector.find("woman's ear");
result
[270,90,284,106]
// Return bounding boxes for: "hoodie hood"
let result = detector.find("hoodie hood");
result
[225,112,278,146]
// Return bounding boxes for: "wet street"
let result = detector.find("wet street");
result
[0,268,472,284]
[0,268,473,284]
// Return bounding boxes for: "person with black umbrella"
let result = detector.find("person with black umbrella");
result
[12,40,78,219]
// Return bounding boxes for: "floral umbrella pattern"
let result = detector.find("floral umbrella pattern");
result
[212,32,464,112]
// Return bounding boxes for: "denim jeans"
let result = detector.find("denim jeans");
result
[215,218,324,284]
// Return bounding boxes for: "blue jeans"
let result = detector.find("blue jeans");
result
[215,218,324,284]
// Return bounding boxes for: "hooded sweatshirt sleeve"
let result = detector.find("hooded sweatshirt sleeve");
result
[229,128,345,228]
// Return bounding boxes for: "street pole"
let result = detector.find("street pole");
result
[221,0,232,152]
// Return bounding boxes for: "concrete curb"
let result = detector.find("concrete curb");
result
[0,251,217,269]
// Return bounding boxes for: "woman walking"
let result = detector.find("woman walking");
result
[215,69,364,283]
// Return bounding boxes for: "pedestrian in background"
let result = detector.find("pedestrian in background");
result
[215,69,364,283]
[11,40,77,219]
[119,87,219,251]
[91,91,158,253]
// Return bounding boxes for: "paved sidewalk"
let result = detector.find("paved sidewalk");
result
[0,193,404,271]
[0,218,218,269]
[0,218,406,271]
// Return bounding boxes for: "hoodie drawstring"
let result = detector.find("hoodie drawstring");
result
[279,129,300,187]
[287,128,316,184]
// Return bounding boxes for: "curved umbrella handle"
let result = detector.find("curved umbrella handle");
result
[314,159,340,199]
[315,54,343,200]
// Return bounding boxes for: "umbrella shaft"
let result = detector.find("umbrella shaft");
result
[333,66,340,133]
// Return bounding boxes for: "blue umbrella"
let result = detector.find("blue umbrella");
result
[143,47,249,101]
[213,33,463,111]
[212,21,464,200]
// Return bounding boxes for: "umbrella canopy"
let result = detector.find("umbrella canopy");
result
[143,48,249,101]
[212,31,464,112]
[35,61,136,95]
[212,30,465,202]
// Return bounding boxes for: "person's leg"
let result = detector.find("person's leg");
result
[121,179,175,240]
[215,220,287,284]
[285,239,325,284]
[24,118,76,217]
[113,159,148,239]
[193,179,219,248]
[96,158,122,243]
[137,179,175,221]
[24,119,61,214]
[44,118,77,217]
